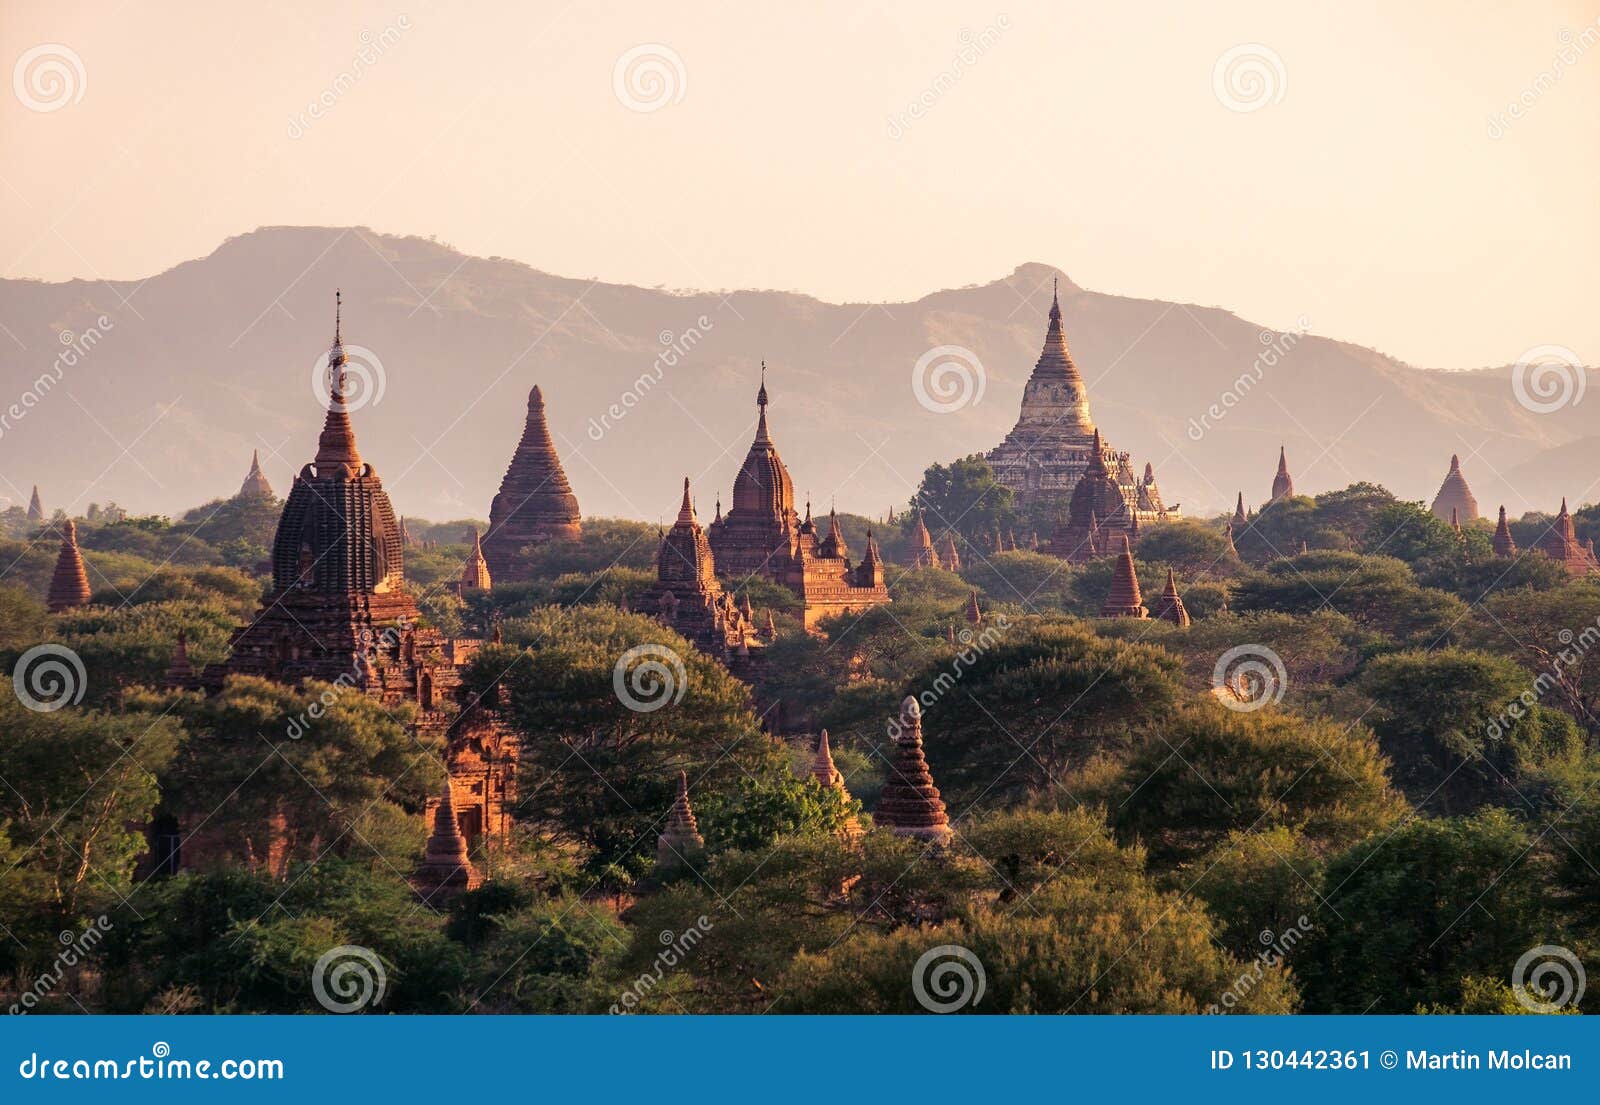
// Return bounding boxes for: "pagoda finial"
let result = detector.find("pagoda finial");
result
[334,288,342,344]
[757,361,768,409]
[313,291,363,476]
[1050,275,1061,320]
[677,477,695,523]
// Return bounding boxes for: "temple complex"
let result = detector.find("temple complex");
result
[639,478,764,667]
[1099,535,1148,619]
[873,698,952,844]
[1430,455,1479,523]
[238,450,274,499]
[705,373,889,628]
[1492,506,1517,558]
[483,385,582,583]
[1535,499,1598,577]
[986,282,1177,530]
[47,519,92,612]
[1270,447,1295,503]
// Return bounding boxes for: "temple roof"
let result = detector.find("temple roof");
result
[484,384,583,578]
[658,478,718,584]
[1099,534,1147,618]
[47,519,92,612]
[1492,505,1517,558]
[1150,567,1190,627]
[811,729,845,791]
[1271,446,1294,502]
[658,770,706,866]
[728,366,796,525]
[312,291,364,478]
[238,449,274,499]
[460,529,492,591]
[1430,454,1480,523]
[27,485,43,522]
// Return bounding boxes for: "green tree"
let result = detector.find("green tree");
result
[910,454,1016,547]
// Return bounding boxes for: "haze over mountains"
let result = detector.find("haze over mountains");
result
[0,226,1591,523]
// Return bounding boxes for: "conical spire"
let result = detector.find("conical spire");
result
[1099,534,1147,618]
[483,383,583,581]
[910,509,939,568]
[459,529,492,591]
[1151,567,1190,627]
[1232,493,1247,528]
[27,485,43,523]
[964,589,982,625]
[415,779,480,897]
[873,698,952,843]
[312,291,364,477]
[1492,505,1517,558]
[753,361,772,445]
[812,729,845,790]
[1430,453,1480,523]
[939,532,961,571]
[1536,497,1595,576]
[47,519,91,612]
[1271,446,1294,502]
[238,449,274,499]
[657,770,706,868]
[819,505,848,558]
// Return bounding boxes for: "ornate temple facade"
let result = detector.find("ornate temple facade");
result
[986,283,1176,535]
[483,385,582,583]
[705,373,889,628]
[174,296,516,872]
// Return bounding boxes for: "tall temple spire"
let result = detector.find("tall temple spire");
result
[1099,534,1148,619]
[1232,492,1247,528]
[312,291,363,477]
[753,361,772,445]
[910,509,940,569]
[964,589,982,625]
[1431,453,1481,523]
[1536,497,1597,576]
[483,383,583,582]
[873,698,952,843]
[1151,567,1190,627]
[27,485,44,523]
[459,529,492,592]
[1492,505,1517,558]
[1270,446,1294,502]
[47,519,92,612]
[414,780,481,899]
[811,729,845,791]
[657,770,706,868]
[238,449,274,499]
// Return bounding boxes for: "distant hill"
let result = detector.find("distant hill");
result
[0,226,1590,521]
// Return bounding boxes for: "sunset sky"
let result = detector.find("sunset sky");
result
[3,0,1596,368]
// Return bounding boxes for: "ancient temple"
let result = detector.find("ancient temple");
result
[483,385,582,583]
[412,781,482,901]
[459,530,492,593]
[939,533,961,571]
[1430,455,1479,523]
[909,510,941,569]
[639,478,763,666]
[1270,447,1295,503]
[1150,567,1190,627]
[706,373,889,628]
[47,519,91,612]
[1492,506,1517,558]
[238,450,274,499]
[873,698,952,844]
[1099,535,1148,619]
[27,485,43,524]
[1047,430,1131,561]
[986,282,1177,528]
[1535,499,1597,577]
[183,295,514,869]
[1232,494,1248,529]
[657,770,706,869]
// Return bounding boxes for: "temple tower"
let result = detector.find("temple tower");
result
[1492,505,1517,558]
[413,780,482,900]
[1430,454,1479,523]
[707,366,799,577]
[909,509,940,569]
[1099,535,1148,619]
[657,770,706,869]
[238,450,274,499]
[47,519,91,612]
[1536,498,1598,577]
[459,529,492,593]
[483,385,582,582]
[1150,567,1190,627]
[873,698,952,844]
[639,478,760,662]
[1270,446,1295,502]
[27,485,43,524]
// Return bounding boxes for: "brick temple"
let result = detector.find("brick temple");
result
[482,384,583,583]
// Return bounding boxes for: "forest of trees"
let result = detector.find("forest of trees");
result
[2,466,1599,1014]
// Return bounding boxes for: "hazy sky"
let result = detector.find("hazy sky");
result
[3,0,1596,368]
